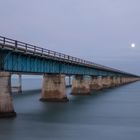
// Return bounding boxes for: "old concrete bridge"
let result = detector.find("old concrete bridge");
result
[0,36,139,118]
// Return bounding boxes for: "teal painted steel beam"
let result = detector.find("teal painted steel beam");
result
[0,49,138,77]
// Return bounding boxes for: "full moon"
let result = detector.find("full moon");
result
[131,43,136,48]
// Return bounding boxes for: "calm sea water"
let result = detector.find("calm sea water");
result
[0,79,140,140]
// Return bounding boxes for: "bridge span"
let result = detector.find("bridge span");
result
[0,36,139,118]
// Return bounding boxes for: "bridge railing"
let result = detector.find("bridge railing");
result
[0,36,133,76]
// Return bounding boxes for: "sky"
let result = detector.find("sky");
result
[0,0,140,75]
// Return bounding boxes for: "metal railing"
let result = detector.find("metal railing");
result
[0,36,136,76]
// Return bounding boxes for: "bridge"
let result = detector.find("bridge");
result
[0,36,139,118]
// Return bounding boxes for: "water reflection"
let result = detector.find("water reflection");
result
[0,80,140,140]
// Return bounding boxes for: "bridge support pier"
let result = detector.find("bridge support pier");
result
[116,77,121,86]
[111,76,122,87]
[110,77,117,87]
[40,74,68,102]
[102,76,113,88]
[71,75,91,95]
[0,72,16,118]
[121,77,126,85]
[90,76,103,90]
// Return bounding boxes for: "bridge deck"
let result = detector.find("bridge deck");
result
[0,36,138,77]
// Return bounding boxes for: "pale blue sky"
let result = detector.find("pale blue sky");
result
[0,0,140,74]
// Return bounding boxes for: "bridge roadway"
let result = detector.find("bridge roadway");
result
[0,36,139,118]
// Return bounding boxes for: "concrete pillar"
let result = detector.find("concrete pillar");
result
[110,77,117,87]
[0,72,16,118]
[122,77,126,84]
[40,74,68,102]
[71,75,91,95]
[120,77,123,85]
[90,76,97,90]
[115,77,121,86]
[90,76,103,90]
[125,78,127,83]
[102,76,112,88]
[118,77,121,85]
[113,77,120,86]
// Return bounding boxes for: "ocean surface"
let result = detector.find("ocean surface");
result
[0,78,140,140]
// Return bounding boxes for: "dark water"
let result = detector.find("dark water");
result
[1,79,140,140]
